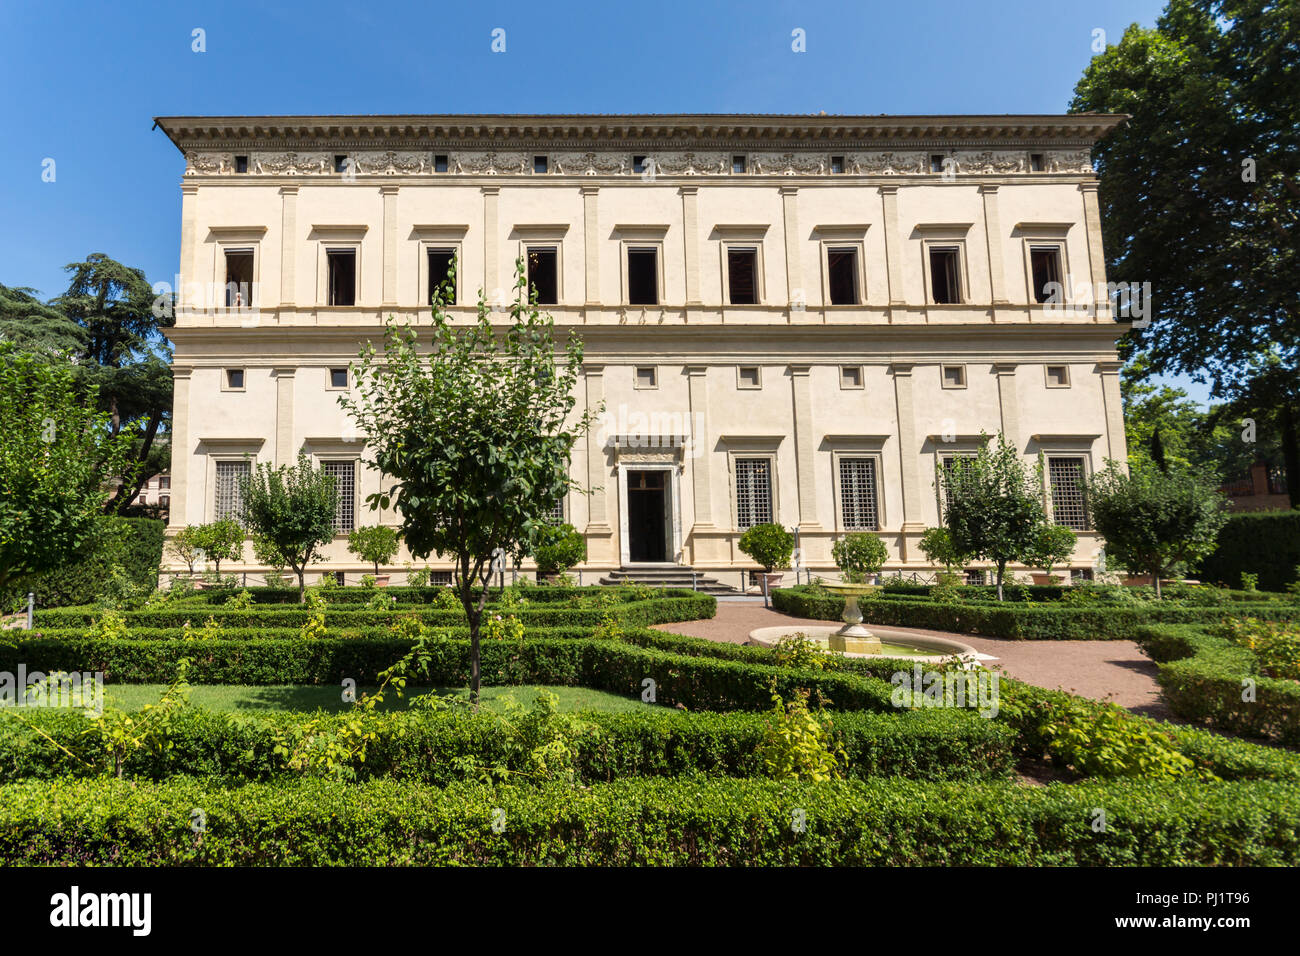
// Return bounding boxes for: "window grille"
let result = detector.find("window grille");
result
[214,460,250,522]
[1048,457,1089,530]
[839,458,879,530]
[735,458,773,530]
[322,460,356,532]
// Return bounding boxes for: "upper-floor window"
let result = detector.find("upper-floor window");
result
[533,155,549,174]
[634,366,658,389]
[726,247,759,305]
[731,155,747,174]
[1030,153,1045,172]
[527,247,558,305]
[328,368,349,389]
[830,155,845,174]
[224,368,245,391]
[632,155,648,174]
[1030,245,1064,303]
[159,476,171,490]
[224,249,254,308]
[327,249,357,306]
[627,247,659,305]
[827,247,860,305]
[929,154,946,173]
[433,154,449,173]
[234,155,248,174]
[333,155,348,173]
[928,246,963,304]
[427,248,456,305]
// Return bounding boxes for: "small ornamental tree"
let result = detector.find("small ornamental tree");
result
[1086,459,1228,599]
[167,525,204,575]
[0,343,134,591]
[918,526,972,575]
[340,258,595,706]
[941,433,1046,601]
[192,519,244,575]
[1023,523,1078,582]
[533,523,587,578]
[738,523,794,574]
[831,533,889,584]
[237,456,338,602]
[347,525,400,576]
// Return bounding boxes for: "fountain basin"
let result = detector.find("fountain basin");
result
[749,624,994,662]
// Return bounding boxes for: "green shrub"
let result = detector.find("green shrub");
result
[2,776,1297,865]
[347,525,401,575]
[738,523,794,573]
[532,524,587,577]
[831,533,889,583]
[18,517,163,609]
[1198,510,1300,592]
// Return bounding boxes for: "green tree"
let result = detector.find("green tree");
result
[941,433,1046,601]
[1023,523,1079,582]
[0,283,85,355]
[192,519,244,575]
[1072,0,1300,505]
[347,525,400,575]
[340,259,594,705]
[166,525,204,575]
[831,533,889,583]
[917,526,973,574]
[237,456,338,602]
[1087,459,1229,598]
[532,523,587,578]
[0,343,134,591]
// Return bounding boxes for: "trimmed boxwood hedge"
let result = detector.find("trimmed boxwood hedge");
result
[1197,509,1300,592]
[2,775,1297,865]
[772,586,1300,640]
[1134,623,1300,746]
[0,706,1014,785]
[169,584,646,606]
[30,592,717,631]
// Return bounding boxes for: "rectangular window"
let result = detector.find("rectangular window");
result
[737,366,761,389]
[734,458,773,530]
[830,155,845,174]
[533,155,548,174]
[329,368,349,389]
[434,154,449,173]
[732,155,747,174]
[942,365,966,388]
[322,460,356,533]
[1049,457,1089,530]
[334,155,348,173]
[632,155,647,174]
[526,247,558,305]
[1030,153,1045,172]
[224,249,254,307]
[1045,364,1071,388]
[939,454,975,515]
[840,366,863,389]
[827,247,859,305]
[160,476,171,490]
[327,249,357,306]
[726,247,759,305]
[626,247,658,305]
[635,366,658,389]
[159,495,170,509]
[930,154,945,173]
[234,155,248,174]
[427,248,456,304]
[929,246,962,304]
[1030,245,1063,303]
[839,458,880,531]
[214,460,250,522]
[225,368,245,390]
[547,497,566,524]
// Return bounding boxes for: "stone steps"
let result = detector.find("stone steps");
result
[598,567,740,595]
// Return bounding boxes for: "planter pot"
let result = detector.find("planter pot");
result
[374,575,390,587]
[1030,573,1063,586]
[759,572,784,591]
[1124,575,1152,586]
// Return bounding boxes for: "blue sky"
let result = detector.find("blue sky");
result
[0,0,1204,399]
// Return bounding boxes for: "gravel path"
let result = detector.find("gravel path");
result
[654,600,1168,717]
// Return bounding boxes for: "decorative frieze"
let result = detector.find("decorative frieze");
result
[183,148,1095,178]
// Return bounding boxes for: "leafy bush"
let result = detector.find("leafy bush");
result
[20,517,163,609]
[532,523,587,576]
[1022,524,1077,580]
[737,523,794,573]
[2,776,1298,865]
[1198,510,1300,592]
[347,525,400,575]
[831,533,889,583]
[1220,618,1300,681]
[758,687,845,781]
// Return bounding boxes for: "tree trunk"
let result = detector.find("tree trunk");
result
[1153,567,1163,600]
[297,568,306,603]
[996,561,1006,601]
[1282,403,1300,511]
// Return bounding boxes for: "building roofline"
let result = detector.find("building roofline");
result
[152,113,1128,153]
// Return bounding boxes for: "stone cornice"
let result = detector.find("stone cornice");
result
[154,113,1127,151]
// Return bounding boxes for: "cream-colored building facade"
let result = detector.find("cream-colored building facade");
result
[156,113,1129,583]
